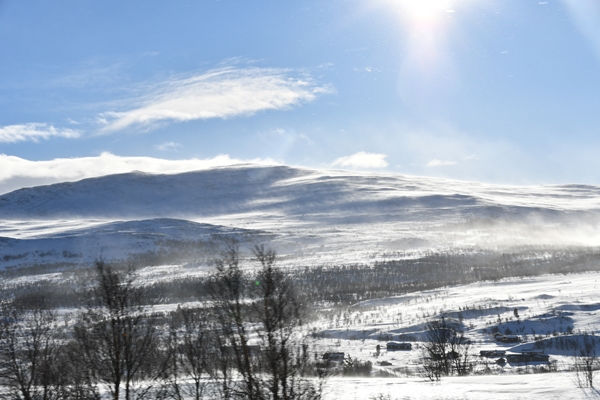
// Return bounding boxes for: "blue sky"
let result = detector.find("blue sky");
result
[1,0,600,191]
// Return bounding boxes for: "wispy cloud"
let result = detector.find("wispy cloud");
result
[0,123,80,143]
[0,153,280,194]
[99,67,331,133]
[426,159,457,167]
[331,152,389,169]
[155,141,182,151]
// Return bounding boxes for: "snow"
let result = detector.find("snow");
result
[285,271,600,398]
[321,374,589,400]
[3,165,600,397]
[299,272,600,382]
[124,271,600,398]
[1,165,600,269]
[0,217,262,269]
[296,273,600,400]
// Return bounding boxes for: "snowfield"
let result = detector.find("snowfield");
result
[106,271,600,399]
[310,272,600,399]
[2,164,600,398]
[322,374,590,400]
[1,164,600,269]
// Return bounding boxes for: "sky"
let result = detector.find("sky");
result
[1,0,600,193]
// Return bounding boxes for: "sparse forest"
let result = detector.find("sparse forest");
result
[0,246,326,400]
[3,244,600,398]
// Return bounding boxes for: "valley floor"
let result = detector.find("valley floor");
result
[322,373,599,400]
[305,272,600,399]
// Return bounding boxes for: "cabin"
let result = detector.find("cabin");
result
[430,351,460,361]
[479,349,506,357]
[386,341,412,351]
[519,348,544,355]
[322,352,345,362]
[496,334,520,343]
[506,350,550,363]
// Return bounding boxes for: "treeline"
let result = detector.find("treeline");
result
[292,248,600,304]
[4,247,600,309]
[0,271,214,309]
[0,247,324,400]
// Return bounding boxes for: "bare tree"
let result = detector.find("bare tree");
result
[209,246,260,400]
[421,317,470,381]
[73,261,160,400]
[0,305,63,400]
[208,245,323,400]
[60,340,101,400]
[574,334,599,388]
[450,340,472,376]
[161,306,212,400]
[252,245,322,400]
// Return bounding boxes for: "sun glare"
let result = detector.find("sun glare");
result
[390,0,457,62]
[383,0,462,101]
[395,0,455,24]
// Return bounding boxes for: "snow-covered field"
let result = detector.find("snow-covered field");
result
[115,271,600,399]
[322,374,594,400]
[311,271,600,355]
[2,164,600,398]
[311,272,600,399]
[28,271,599,400]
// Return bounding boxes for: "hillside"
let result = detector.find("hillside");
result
[3,164,600,220]
[1,164,600,269]
[3,165,600,399]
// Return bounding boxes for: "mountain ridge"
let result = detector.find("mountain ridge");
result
[2,164,599,221]
[1,164,599,270]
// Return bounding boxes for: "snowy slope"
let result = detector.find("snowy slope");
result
[1,164,600,269]
[310,272,600,399]
[0,218,264,269]
[2,164,600,220]
[3,165,600,398]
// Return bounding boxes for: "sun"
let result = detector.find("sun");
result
[380,0,462,97]
[396,0,455,25]
[390,0,457,63]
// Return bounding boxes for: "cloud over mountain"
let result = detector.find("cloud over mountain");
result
[332,152,388,169]
[0,153,279,194]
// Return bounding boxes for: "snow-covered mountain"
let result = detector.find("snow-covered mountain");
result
[2,164,600,219]
[1,164,599,269]
[4,165,600,399]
